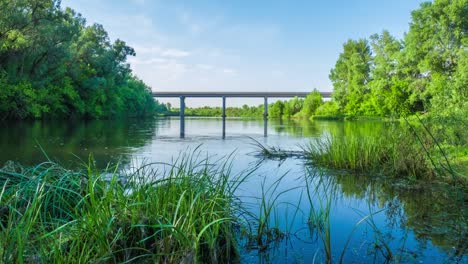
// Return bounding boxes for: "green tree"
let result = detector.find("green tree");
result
[329,39,372,115]
[0,0,162,119]
[300,89,323,117]
[315,101,340,117]
[366,31,408,116]
[269,100,284,118]
[284,97,303,117]
[399,0,467,112]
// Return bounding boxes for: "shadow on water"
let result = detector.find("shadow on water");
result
[0,118,169,168]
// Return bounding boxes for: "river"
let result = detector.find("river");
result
[0,117,465,263]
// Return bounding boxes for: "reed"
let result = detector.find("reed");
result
[304,171,336,264]
[304,130,436,179]
[244,173,302,251]
[0,153,251,263]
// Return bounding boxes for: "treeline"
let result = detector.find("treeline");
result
[183,90,326,119]
[326,0,466,118]
[0,0,166,119]
[181,92,322,118]
[183,105,263,118]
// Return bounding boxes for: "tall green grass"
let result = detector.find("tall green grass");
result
[305,118,465,181]
[305,131,435,179]
[0,154,251,263]
[304,170,394,264]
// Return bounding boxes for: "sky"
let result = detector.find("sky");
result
[61,0,427,107]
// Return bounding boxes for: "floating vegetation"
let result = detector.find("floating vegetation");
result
[249,137,307,161]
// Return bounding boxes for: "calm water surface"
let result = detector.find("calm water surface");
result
[0,117,466,263]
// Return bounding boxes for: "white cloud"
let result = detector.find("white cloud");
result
[196,64,214,70]
[222,68,237,75]
[160,48,190,58]
[133,45,191,58]
[127,57,168,65]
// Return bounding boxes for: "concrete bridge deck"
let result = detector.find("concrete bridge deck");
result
[152,91,332,98]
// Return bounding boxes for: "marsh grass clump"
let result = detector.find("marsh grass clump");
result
[305,129,438,179]
[0,155,249,263]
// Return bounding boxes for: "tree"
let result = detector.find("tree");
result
[329,39,372,115]
[0,0,160,119]
[301,89,323,117]
[366,31,408,116]
[269,100,284,118]
[283,97,303,117]
[399,0,467,112]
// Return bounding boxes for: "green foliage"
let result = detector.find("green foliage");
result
[399,0,467,112]
[327,0,467,118]
[367,31,408,116]
[184,104,263,117]
[329,39,372,116]
[314,101,341,118]
[284,96,304,117]
[0,156,246,262]
[299,89,323,117]
[0,0,164,119]
[269,100,284,118]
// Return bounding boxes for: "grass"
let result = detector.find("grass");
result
[305,132,436,179]
[304,123,466,181]
[0,153,252,263]
[250,124,454,180]
[304,174,333,264]
[305,135,387,172]
[304,170,395,264]
[244,173,303,252]
[0,152,313,263]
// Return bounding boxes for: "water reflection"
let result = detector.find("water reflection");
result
[331,172,466,262]
[0,118,167,167]
[0,117,465,262]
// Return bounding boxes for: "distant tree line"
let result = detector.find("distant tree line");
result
[0,0,167,120]
[180,89,324,118]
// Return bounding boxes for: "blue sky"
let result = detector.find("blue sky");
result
[62,0,426,106]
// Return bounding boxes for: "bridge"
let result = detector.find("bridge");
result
[152,91,332,138]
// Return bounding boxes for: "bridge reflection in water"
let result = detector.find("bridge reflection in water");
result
[152,91,332,138]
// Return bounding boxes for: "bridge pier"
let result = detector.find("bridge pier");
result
[180,96,185,138]
[222,96,226,139]
[264,96,268,137]
[152,91,331,138]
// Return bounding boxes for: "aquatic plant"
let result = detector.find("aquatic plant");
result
[0,153,252,263]
[304,171,336,264]
[244,173,302,251]
[304,128,437,179]
[249,137,306,161]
